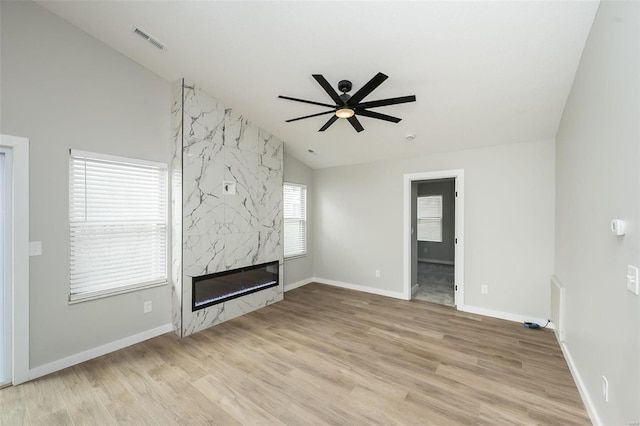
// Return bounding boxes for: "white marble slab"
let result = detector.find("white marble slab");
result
[224,147,261,233]
[224,109,261,153]
[223,231,260,270]
[183,231,225,277]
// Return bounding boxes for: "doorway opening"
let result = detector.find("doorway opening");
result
[414,179,455,305]
[403,170,464,307]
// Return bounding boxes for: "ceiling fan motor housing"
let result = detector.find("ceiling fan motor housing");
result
[339,93,351,104]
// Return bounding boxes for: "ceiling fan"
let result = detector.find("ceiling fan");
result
[279,72,416,133]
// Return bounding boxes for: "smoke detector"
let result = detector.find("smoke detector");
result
[132,26,166,52]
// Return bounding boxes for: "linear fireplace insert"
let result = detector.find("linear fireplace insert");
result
[192,261,279,311]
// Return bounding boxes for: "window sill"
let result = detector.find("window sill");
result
[69,280,169,304]
[284,253,307,261]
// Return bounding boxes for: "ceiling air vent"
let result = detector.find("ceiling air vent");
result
[132,26,165,52]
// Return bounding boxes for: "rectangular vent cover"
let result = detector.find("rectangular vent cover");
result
[132,26,165,52]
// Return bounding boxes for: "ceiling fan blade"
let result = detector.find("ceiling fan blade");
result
[285,110,335,123]
[278,95,336,108]
[319,115,339,132]
[312,74,343,105]
[356,109,402,123]
[355,95,416,110]
[347,116,364,133]
[347,72,389,106]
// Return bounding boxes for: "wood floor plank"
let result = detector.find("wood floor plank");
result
[57,365,117,426]
[192,373,284,425]
[30,409,74,426]
[106,350,194,425]
[0,385,30,425]
[20,373,70,425]
[0,283,590,425]
[76,357,156,425]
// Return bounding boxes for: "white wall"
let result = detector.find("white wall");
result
[283,152,314,287]
[0,2,172,368]
[555,1,639,424]
[313,139,555,319]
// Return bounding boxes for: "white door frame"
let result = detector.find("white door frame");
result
[0,134,29,385]
[0,147,13,387]
[403,170,464,307]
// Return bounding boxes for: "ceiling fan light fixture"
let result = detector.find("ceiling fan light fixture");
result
[335,108,355,119]
[279,73,416,132]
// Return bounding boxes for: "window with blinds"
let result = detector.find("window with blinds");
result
[69,150,168,302]
[283,183,306,258]
[417,195,443,242]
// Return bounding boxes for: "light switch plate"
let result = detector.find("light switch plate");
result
[627,265,639,295]
[611,219,626,236]
[29,241,42,256]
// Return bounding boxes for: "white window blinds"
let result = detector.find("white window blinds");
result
[417,195,443,242]
[283,183,306,257]
[69,150,168,302]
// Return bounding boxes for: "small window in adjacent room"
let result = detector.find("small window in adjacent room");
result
[417,195,443,242]
[283,183,307,258]
[69,150,168,302]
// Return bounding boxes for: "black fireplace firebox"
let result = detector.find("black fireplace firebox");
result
[192,261,279,311]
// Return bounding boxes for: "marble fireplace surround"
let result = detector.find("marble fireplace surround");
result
[171,79,284,337]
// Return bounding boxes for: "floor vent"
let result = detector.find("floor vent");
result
[551,275,565,342]
[132,26,165,52]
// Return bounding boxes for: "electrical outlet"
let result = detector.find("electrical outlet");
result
[143,301,152,313]
[481,285,488,294]
[375,270,381,278]
[602,375,609,402]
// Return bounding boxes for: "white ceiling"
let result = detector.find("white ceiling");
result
[37,0,599,169]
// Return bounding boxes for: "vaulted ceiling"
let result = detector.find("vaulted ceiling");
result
[38,1,599,169]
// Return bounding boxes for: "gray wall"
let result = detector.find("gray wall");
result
[555,1,639,423]
[313,139,555,318]
[417,179,455,263]
[283,152,314,286]
[0,1,172,368]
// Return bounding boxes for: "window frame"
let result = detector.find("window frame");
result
[283,182,307,259]
[68,149,169,303]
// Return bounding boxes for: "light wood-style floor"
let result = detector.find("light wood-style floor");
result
[1,283,590,425]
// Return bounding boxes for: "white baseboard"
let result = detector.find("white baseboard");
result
[313,277,406,300]
[29,323,173,381]
[457,305,554,330]
[284,278,313,292]
[557,339,601,426]
[411,283,419,297]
